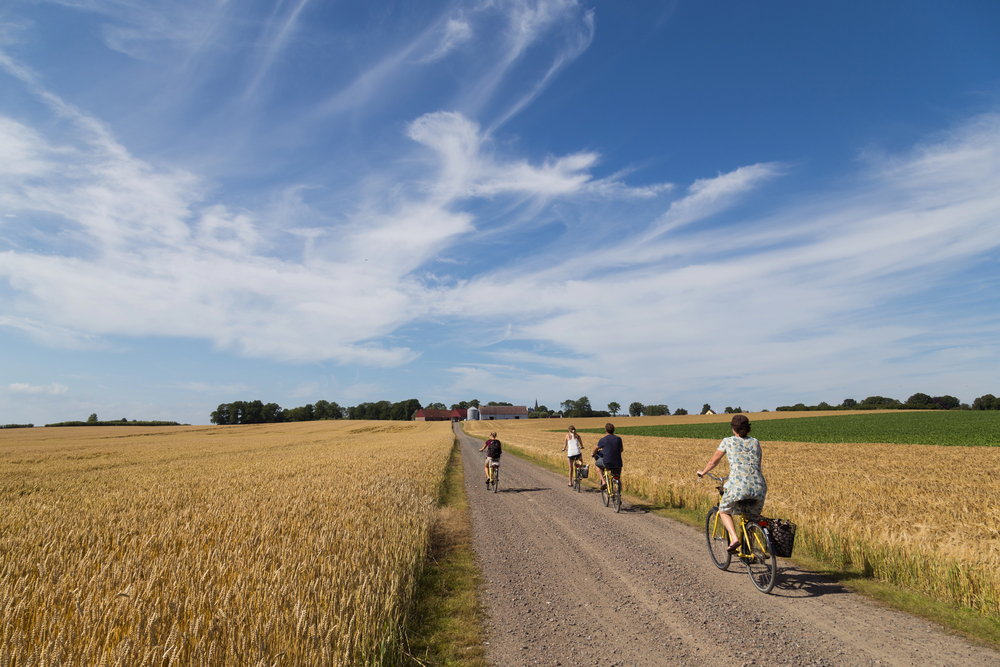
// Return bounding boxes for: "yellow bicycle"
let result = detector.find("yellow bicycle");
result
[599,465,622,513]
[701,472,777,593]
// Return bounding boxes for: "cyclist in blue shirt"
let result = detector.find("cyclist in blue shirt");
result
[592,423,623,489]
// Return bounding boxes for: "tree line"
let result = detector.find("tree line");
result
[209,398,496,425]
[775,393,993,411]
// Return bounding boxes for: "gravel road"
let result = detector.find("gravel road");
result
[455,423,999,667]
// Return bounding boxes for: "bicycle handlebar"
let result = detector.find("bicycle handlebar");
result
[699,472,727,483]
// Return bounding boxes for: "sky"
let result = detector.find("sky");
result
[2,1,999,426]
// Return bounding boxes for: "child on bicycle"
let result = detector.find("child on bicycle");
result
[592,423,623,489]
[480,432,501,487]
[697,414,767,553]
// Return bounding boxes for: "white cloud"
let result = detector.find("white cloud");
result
[419,19,473,63]
[9,382,68,395]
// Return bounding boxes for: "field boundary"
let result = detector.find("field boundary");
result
[403,436,488,666]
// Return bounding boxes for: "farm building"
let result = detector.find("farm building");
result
[477,405,530,420]
[413,408,467,422]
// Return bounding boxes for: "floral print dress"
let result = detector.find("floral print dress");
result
[717,435,767,515]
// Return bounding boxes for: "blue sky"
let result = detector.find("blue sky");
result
[2,1,999,425]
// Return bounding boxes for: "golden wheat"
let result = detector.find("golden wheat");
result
[466,414,1000,616]
[0,420,454,666]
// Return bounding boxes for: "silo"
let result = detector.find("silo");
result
[468,406,480,421]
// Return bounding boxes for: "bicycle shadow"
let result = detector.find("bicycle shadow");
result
[768,565,855,599]
[495,487,550,494]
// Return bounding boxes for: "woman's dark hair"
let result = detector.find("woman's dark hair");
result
[731,414,751,437]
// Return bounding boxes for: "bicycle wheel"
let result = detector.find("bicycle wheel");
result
[492,466,499,493]
[574,467,581,492]
[745,523,777,593]
[612,478,622,513]
[600,472,610,506]
[705,507,732,570]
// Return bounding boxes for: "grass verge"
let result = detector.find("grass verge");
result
[487,436,1000,650]
[404,438,489,667]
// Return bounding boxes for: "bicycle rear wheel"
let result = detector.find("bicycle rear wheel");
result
[600,472,610,506]
[492,467,499,493]
[705,507,732,570]
[745,523,777,593]
[574,467,581,492]
[612,478,622,513]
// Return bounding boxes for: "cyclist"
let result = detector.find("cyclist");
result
[479,431,502,487]
[697,414,767,553]
[561,425,584,487]
[591,422,623,490]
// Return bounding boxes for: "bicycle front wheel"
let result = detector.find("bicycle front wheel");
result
[705,507,732,570]
[612,479,622,513]
[745,523,777,593]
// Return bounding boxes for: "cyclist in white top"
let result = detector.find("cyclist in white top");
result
[560,425,584,487]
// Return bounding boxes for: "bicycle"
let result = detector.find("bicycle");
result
[700,472,777,593]
[598,465,622,513]
[572,459,587,492]
[487,459,500,493]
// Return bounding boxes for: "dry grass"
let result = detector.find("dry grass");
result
[465,414,1000,616]
[0,420,454,666]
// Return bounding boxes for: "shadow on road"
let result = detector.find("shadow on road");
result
[492,486,550,494]
[770,566,854,598]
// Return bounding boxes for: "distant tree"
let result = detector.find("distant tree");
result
[608,402,620,416]
[391,399,421,421]
[841,398,858,408]
[815,402,831,411]
[469,399,481,407]
[724,406,734,414]
[87,413,98,423]
[644,404,669,416]
[210,404,229,425]
[932,395,961,410]
[262,402,284,422]
[861,396,898,406]
[528,404,552,419]
[673,408,688,415]
[450,401,469,410]
[701,404,712,415]
[629,402,644,417]
[906,393,933,406]
[561,396,593,419]
[973,394,998,410]
[486,401,513,406]
[426,402,447,410]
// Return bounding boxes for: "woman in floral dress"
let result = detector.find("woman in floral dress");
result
[697,414,767,552]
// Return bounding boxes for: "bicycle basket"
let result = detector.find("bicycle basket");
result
[767,517,797,558]
[579,464,590,478]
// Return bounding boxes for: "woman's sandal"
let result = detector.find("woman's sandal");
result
[726,541,741,554]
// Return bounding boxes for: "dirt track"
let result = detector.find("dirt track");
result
[455,423,999,667]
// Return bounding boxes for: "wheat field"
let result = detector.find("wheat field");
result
[0,420,454,666]
[465,414,1000,617]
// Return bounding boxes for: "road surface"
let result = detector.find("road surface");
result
[455,423,998,667]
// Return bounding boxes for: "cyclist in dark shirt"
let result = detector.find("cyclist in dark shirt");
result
[479,432,501,487]
[592,422,623,489]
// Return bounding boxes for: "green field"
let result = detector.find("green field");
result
[581,411,1000,447]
